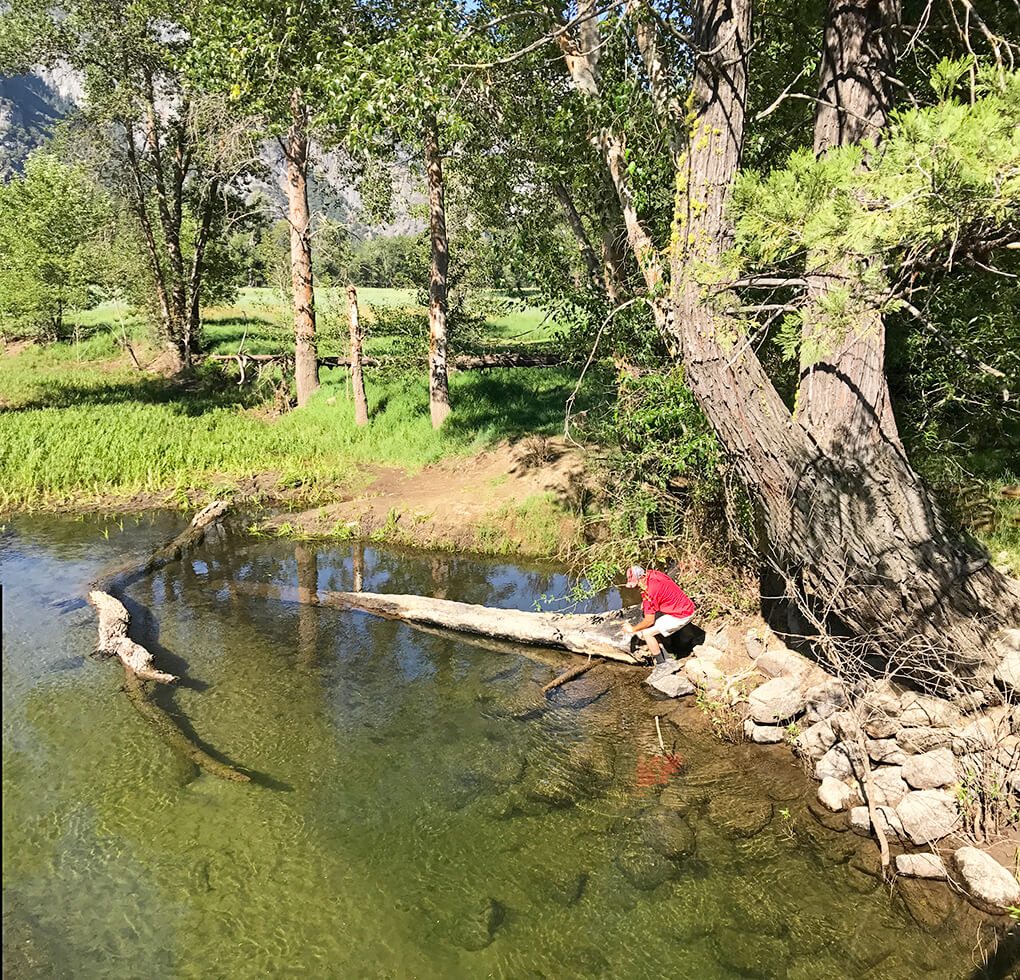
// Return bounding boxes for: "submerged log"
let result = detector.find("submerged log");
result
[87,501,250,783]
[332,591,643,663]
[90,500,230,595]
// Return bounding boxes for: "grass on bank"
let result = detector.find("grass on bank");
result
[0,317,593,509]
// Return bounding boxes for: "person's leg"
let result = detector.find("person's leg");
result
[639,614,694,661]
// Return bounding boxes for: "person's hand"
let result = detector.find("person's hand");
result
[622,623,634,634]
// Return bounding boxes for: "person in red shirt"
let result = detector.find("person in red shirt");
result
[621,565,695,661]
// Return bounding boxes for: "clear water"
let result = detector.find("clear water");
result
[1,513,1009,978]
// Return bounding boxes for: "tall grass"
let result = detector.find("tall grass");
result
[0,325,591,509]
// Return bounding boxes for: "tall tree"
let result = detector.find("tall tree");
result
[285,89,320,406]
[541,0,1019,684]
[1,0,254,369]
[188,0,344,406]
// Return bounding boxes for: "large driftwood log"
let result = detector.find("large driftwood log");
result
[331,591,643,663]
[89,590,178,683]
[87,501,250,783]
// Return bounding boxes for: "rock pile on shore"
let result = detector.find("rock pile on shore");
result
[645,626,1020,915]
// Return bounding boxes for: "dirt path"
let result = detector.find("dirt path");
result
[262,437,592,556]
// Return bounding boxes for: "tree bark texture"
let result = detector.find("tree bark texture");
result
[286,90,320,408]
[423,115,452,429]
[800,0,901,452]
[347,285,368,426]
[663,0,1019,684]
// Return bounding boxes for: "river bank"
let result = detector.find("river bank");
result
[4,509,1017,976]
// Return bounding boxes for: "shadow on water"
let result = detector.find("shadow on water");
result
[970,928,1020,980]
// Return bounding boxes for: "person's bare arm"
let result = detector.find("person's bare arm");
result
[623,614,655,634]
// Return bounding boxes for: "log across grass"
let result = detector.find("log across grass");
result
[0,327,594,510]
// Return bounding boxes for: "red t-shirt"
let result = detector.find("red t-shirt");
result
[641,570,695,619]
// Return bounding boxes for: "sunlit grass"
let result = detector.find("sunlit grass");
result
[0,314,591,509]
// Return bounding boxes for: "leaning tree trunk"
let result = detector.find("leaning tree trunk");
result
[286,88,320,408]
[800,0,901,451]
[347,285,368,426]
[665,0,1019,688]
[423,115,451,429]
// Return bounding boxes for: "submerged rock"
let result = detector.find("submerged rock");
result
[707,795,774,839]
[951,846,1020,914]
[615,843,675,891]
[455,897,506,951]
[639,806,697,859]
[895,853,947,880]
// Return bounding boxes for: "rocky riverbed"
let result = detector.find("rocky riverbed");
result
[641,623,1020,918]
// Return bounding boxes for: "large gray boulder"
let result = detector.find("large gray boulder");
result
[755,648,806,679]
[869,766,909,806]
[867,738,907,765]
[685,657,725,692]
[744,629,765,659]
[895,853,947,880]
[748,676,804,724]
[803,679,846,724]
[814,742,860,782]
[896,790,960,844]
[951,846,1020,914]
[897,727,955,755]
[793,720,837,762]
[902,748,957,790]
[899,693,961,729]
[689,643,726,663]
[862,681,902,738]
[817,777,859,812]
[849,805,905,840]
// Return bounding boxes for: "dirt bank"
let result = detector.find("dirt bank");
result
[257,437,592,557]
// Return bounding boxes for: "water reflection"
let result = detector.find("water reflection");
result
[1,514,1008,979]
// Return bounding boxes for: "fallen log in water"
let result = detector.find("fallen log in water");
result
[90,500,230,594]
[89,590,178,683]
[332,591,643,663]
[86,501,250,783]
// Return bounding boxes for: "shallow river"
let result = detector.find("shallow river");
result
[1,513,1012,978]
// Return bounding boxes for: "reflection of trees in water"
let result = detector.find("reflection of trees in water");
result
[295,543,318,669]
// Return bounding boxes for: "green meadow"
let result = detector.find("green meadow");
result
[0,289,589,510]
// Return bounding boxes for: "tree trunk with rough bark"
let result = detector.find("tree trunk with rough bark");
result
[664,0,1019,687]
[800,0,901,450]
[423,115,451,429]
[347,285,368,426]
[286,89,320,408]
